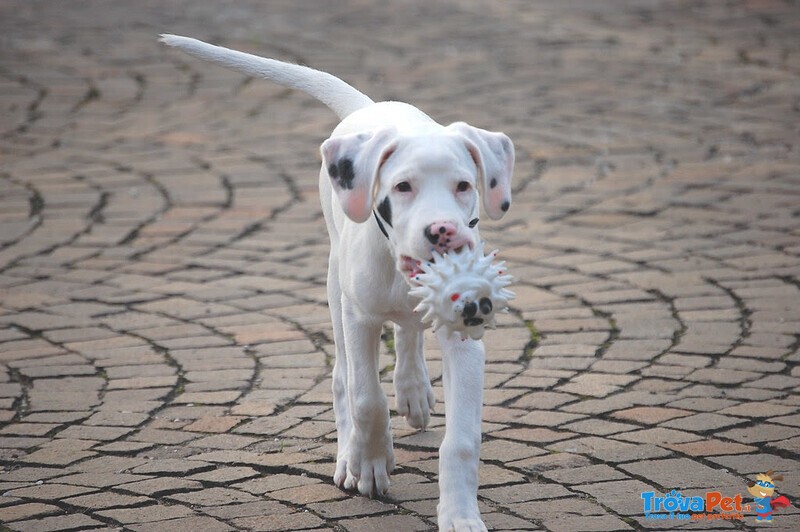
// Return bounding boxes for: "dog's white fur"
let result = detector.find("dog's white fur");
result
[160,35,514,532]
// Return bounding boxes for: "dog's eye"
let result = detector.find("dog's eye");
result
[395,181,412,192]
[456,181,471,192]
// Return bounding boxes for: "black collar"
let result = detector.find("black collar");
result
[373,210,389,239]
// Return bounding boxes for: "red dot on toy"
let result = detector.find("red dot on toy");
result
[450,293,460,302]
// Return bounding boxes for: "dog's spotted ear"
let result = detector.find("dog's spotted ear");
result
[321,128,398,223]
[448,122,514,220]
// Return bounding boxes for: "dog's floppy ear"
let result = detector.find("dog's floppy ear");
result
[321,128,398,223]
[448,122,514,220]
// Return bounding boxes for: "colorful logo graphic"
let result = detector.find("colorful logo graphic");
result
[746,470,791,522]
[641,490,746,521]
[640,470,793,523]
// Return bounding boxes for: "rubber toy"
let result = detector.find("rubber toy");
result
[409,243,514,340]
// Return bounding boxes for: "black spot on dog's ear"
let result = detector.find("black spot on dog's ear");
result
[377,196,392,227]
[330,158,355,190]
[500,200,510,212]
[489,178,497,189]
[469,218,479,228]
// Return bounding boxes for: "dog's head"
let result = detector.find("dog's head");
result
[321,123,514,279]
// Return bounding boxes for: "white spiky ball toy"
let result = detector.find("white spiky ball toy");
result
[409,243,514,340]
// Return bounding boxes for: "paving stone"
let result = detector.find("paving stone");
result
[547,437,673,463]
[660,412,748,432]
[200,500,291,519]
[167,487,261,507]
[187,466,260,484]
[55,472,151,488]
[619,458,743,490]
[308,497,397,519]
[117,476,204,496]
[480,439,548,463]
[0,467,67,483]
[6,513,107,531]
[130,458,213,475]
[0,502,61,522]
[482,512,541,530]
[490,427,576,444]
[561,418,639,436]
[667,397,739,412]
[232,473,320,495]
[269,483,348,504]
[541,464,628,485]
[507,497,608,520]
[188,433,260,450]
[82,411,150,427]
[716,423,800,444]
[574,479,658,517]
[61,491,152,510]
[665,439,758,457]
[339,513,430,532]
[5,483,98,500]
[540,513,633,531]
[0,423,60,437]
[55,425,134,441]
[480,482,571,504]
[129,429,200,445]
[97,504,196,524]
[614,427,703,445]
[611,406,692,425]
[183,416,245,433]
[191,449,318,467]
[128,515,233,532]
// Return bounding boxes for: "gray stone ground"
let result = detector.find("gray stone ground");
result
[0,0,798,530]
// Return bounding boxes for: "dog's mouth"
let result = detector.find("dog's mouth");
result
[400,256,425,278]
[400,246,466,279]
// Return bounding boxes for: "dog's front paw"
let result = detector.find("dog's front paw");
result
[340,432,395,497]
[395,377,435,430]
[438,506,487,532]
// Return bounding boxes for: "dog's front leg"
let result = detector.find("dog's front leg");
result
[340,299,395,497]
[436,329,487,532]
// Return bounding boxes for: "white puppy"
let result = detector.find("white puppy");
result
[160,35,514,532]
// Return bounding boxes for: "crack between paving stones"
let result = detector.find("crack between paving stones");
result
[0,174,44,256]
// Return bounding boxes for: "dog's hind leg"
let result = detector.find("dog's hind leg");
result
[328,254,353,489]
[393,323,435,430]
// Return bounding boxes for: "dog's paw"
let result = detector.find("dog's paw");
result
[438,501,486,532]
[339,433,395,497]
[395,377,435,430]
[440,518,488,532]
[438,509,487,532]
[333,453,349,488]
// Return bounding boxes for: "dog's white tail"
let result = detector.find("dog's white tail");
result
[159,34,374,119]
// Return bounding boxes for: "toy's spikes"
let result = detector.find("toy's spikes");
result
[409,242,514,340]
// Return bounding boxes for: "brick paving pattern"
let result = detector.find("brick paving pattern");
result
[0,0,798,530]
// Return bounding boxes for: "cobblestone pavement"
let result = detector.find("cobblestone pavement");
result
[1,0,799,530]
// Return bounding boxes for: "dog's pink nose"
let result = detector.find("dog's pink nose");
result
[424,222,471,253]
